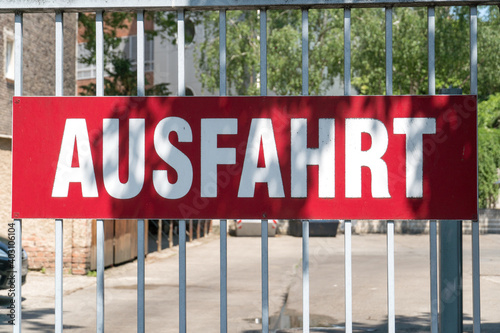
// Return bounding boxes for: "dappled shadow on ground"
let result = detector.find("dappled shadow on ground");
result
[243,313,500,332]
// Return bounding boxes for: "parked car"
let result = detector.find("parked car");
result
[0,236,28,290]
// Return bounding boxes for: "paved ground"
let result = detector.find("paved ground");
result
[0,233,499,332]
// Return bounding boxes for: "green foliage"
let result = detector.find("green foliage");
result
[195,9,345,96]
[478,94,500,208]
[78,12,171,96]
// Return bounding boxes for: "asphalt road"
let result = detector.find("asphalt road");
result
[0,233,499,332]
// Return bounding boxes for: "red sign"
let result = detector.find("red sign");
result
[12,96,477,220]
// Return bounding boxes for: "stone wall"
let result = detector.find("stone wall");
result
[0,13,76,136]
[0,13,94,274]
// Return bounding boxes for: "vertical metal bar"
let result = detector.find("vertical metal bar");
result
[137,219,145,333]
[387,220,395,333]
[260,9,267,96]
[344,8,351,96]
[344,10,353,332]
[55,219,63,333]
[344,220,353,333]
[470,6,478,96]
[385,7,393,96]
[430,221,438,333]
[96,11,104,97]
[439,220,463,333]
[219,10,227,97]
[302,9,308,96]
[260,9,269,331]
[178,10,185,96]
[14,219,22,333]
[137,10,145,97]
[96,14,105,332]
[13,13,23,333]
[14,12,23,96]
[302,220,310,333]
[428,7,435,96]
[301,10,310,331]
[55,11,64,333]
[220,219,228,333]
[179,220,187,333]
[55,12,64,96]
[472,221,481,333]
[96,219,105,333]
[428,9,438,333]
[385,7,395,333]
[261,219,269,333]
[219,10,228,332]
[470,7,480,332]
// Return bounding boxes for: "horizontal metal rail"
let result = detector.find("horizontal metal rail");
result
[1,0,499,12]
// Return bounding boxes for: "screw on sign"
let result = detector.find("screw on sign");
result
[12,96,477,220]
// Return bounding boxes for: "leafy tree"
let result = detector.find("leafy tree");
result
[478,94,500,208]
[195,9,344,96]
[78,12,170,96]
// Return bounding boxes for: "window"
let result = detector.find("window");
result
[77,36,154,80]
[4,29,14,81]
[77,43,96,80]
[123,35,154,72]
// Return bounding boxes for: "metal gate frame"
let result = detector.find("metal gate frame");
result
[1,0,490,332]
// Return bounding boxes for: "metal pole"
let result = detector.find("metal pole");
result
[387,221,395,333]
[470,7,480,333]
[14,219,22,333]
[301,10,310,332]
[261,219,269,333]
[14,12,23,96]
[385,7,395,333]
[13,12,23,333]
[428,8,438,333]
[439,220,463,333]
[428,7,435,96]
[344,220,352,333]
[220,219,228,333]
[260,9,267,96]
[302,220,310,333]
[472,221,481,333]
[55,219,63,333]
[137,10,145,97]
[302,9,308,96]
[96,219,105,333]
[220,11,228,332]
[344,8,351,96]
[220,10,227,97]
[95,12,105,332]
[179,220,187,333]
[178,9,185,96]
[96,11,104,97]
[430,221,439,333]
[470,6,478,96]
[344,9,353,333]
[137,219,145,333]
[137,13,146,328]
[55,11,64,333]
[385,7,393,96]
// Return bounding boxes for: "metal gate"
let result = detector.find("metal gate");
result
[1,0,490,332]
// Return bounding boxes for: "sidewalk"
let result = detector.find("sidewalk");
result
[0,233,498,332]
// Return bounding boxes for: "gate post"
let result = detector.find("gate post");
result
[439,220,463,333]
